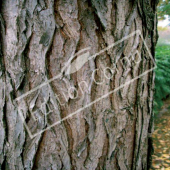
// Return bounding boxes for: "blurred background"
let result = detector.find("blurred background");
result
[151,0,170,169]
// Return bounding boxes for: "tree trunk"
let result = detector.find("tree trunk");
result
[0,0,158,169]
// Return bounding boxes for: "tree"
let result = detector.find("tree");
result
[0,0,158,170]
[157,0,170,20]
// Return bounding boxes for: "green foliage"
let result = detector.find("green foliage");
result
[154,45,170,113]
[157,0,170,20]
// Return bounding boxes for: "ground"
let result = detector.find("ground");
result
[151,98,170,169]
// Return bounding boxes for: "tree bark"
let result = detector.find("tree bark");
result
[0,0,158,169]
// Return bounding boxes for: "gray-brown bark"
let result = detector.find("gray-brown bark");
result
[0,0,158,170]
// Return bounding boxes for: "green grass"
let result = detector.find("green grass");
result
[154,44,170,114]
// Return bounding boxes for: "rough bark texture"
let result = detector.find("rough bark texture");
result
[0,0,158,170]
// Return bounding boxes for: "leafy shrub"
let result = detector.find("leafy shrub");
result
[154,45,170,114]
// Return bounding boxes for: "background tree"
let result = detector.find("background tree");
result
[157,0,170,20]
[0,0,158,170]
